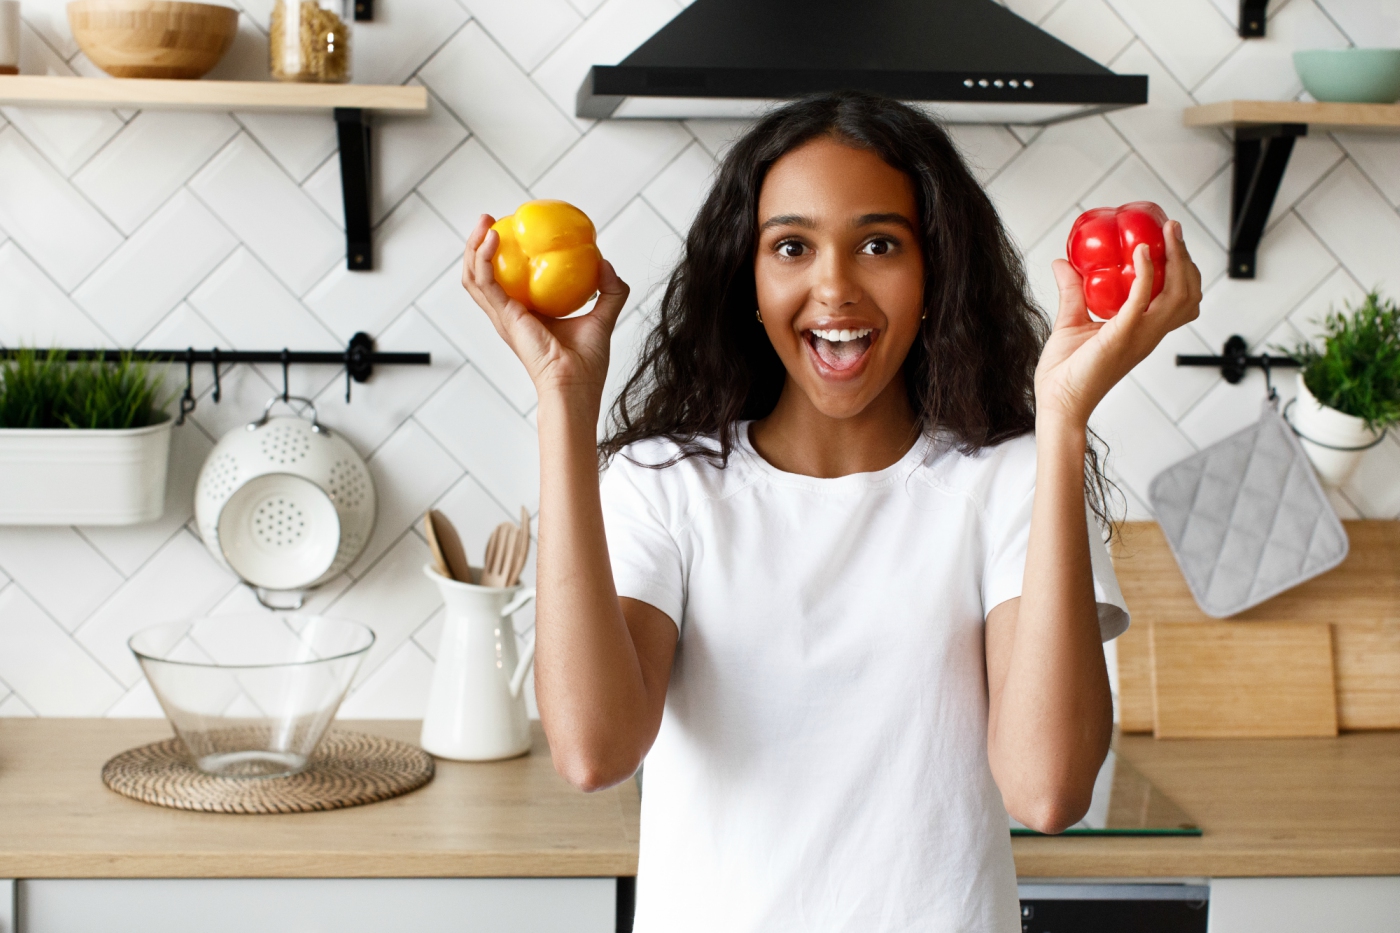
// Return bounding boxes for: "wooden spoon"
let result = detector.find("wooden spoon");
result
[424,510,472,584]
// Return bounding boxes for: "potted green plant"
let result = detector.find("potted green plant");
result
[1286,291,1400,487]
[0,349,173,524]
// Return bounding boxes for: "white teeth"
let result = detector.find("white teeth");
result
[810,327,872,342]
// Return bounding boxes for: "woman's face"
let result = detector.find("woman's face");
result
[754,137,925,421]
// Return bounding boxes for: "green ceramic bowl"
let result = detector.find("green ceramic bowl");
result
[1293,49,1400,104]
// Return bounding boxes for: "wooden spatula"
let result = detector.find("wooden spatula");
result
[424,510,472,584]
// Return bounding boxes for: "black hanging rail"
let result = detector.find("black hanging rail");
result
[0,332,431,424]
[1176,334,1299,384]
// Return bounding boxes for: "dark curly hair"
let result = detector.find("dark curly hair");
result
[600,91,1116,529]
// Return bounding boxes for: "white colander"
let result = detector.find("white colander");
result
[195,397,376,602]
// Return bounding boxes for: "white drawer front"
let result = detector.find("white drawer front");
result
[19,878,615,933]
[1208,878,1400,933]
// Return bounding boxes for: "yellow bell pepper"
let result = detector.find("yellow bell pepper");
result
[491,200,602,318]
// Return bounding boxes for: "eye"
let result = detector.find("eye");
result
[861,237,896,256]
[775,239,808,259]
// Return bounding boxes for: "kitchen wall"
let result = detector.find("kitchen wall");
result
[0,0,1397,719]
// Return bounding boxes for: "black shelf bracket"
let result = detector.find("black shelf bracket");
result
[1228,123,1307,279]
[1177,334,1299,384]
[0,333,431,423]
[335,108,373,271]
[1238,0,1268,37]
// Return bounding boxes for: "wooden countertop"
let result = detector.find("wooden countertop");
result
[0,720,637,879]
[2,719,1395,880]
[1013,731,1400,878]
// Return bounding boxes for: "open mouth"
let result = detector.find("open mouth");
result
[805,327,876,374]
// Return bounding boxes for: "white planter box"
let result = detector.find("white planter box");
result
[0,419,172,525]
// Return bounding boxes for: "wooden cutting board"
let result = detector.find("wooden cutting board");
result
[1112,521,1400,734]
[1150,621,1338,738]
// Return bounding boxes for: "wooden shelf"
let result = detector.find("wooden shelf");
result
[1184,100,1400,279]
[0,75,422,112]
[1185,99,1400,129]
[0,74,426,113]
[0,75,427,270]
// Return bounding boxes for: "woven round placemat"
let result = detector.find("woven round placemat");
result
[101,731,435,814]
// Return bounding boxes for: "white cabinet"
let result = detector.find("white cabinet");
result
[2,880,13,933]
[1208,878,1400,933]
[17,878,616,933]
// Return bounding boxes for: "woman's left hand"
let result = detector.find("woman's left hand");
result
[1035,219,1202,428]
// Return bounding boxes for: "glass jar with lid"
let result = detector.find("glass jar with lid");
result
[270,0,352,83]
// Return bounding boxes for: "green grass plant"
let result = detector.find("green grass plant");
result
[1288,290,1400,432]
[0,349,170,430]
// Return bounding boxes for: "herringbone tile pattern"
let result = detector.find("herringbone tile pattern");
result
[0,0,1397,717]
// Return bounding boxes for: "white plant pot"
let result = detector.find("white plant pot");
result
[0,418,172,524]
[1290,373,1383,488]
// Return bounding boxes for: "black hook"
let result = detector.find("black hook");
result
[176,347,196,425]
[1261,352,1277,402]
[280,348,290,402]
[210,346,221,403]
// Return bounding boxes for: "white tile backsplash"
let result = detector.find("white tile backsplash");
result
[1297,162,1400,290]
[532,120,691,229]
[351,0,469,86]
[2,24,124,175]
[418,137,532,237]
[72,191,239,345]
[0,127,123,290]
[72,111,241,235]
[0,242,114,347]
[0,527,124,631]
[641,141,717,235]
[234,111,338,184]
[304,195,464,341]
[73,531,239,687]
[466,0,583,73]
[189,134,344,295]
[987,117,1129,247]
[1105,42,1234,203]
[0,586,125,715]
[419,23,580,187]
[0,0,1396,719]
[1103,0,1239,90]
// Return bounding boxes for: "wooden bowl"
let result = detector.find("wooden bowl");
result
[67,0,238,80]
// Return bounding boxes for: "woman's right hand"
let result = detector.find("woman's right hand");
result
[461,214,630,404]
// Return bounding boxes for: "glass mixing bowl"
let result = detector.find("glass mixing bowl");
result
[129,614,374,778]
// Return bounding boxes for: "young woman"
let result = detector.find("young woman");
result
[461,93,1201,931]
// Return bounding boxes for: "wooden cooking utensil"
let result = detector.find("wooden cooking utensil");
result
[505,507,531,588]
[424,510,472,584]
[480,523,511,587]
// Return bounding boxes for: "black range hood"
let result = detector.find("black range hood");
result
[578,0,1147,125]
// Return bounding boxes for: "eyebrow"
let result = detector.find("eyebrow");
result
[758,212,917,232]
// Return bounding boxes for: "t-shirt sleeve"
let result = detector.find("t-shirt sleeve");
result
[598,457,686,632]
[982,486,1130,643]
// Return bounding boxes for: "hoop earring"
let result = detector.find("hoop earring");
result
[755,308,763,324]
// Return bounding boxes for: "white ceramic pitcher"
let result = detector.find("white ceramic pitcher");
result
[421,564,536,761]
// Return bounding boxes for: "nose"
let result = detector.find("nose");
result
[811,249,862,312]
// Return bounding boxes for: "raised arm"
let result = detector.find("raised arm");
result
[461,216,678,791]
[985,221,1202,833]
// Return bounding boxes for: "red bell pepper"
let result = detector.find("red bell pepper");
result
[1066,201,1168,319]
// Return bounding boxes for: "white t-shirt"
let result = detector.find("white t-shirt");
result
[599,425,1128,933]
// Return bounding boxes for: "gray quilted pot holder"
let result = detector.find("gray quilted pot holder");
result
[1147,398,1349,618]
